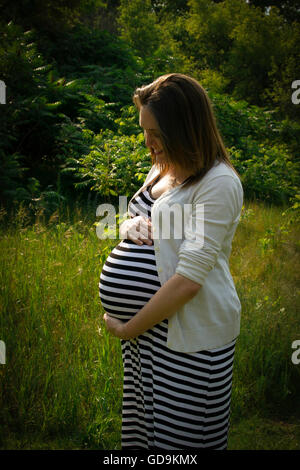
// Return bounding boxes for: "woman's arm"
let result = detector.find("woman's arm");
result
[103,273,201,340]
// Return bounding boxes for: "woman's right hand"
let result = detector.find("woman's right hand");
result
[120,216,153,246]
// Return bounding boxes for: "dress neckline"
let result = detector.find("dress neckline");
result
[147,174,192,201]
[147,175,161,200]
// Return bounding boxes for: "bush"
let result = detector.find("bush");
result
[0,21,145,208]
[68,128,151,200]
[230,142,298,205]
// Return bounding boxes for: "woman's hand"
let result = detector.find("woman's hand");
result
[120,216,153,246]
[103,313,131,340]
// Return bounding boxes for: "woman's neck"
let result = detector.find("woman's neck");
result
[167,167,192,186]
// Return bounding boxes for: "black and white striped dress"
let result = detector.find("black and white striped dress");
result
[99,181,236,450]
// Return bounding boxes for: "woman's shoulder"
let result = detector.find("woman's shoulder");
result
[188,160,243,203]
[210,159,239,177]
[202,160,242,189]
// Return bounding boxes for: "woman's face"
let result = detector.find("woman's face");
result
[139,106,165,164]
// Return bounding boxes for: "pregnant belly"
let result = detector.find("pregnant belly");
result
[99,240,161,321]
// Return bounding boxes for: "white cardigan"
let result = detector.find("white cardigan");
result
[121,161,244,353]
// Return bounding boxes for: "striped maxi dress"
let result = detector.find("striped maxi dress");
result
[99,180,236,450]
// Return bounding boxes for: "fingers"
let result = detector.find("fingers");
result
[138,219,153,245]
[127,216,153,245]
[139,218,153,245]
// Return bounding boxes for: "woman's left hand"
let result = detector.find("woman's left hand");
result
[103,313,131,340]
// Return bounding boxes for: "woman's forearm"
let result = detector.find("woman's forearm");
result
[121,273,201,339]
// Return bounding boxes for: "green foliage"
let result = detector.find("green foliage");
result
[263,19,300,121]
[68,128,151,199]
[41,24,138,79]
[0,21,66,205]
[248,0,300,24]
[0,20,143,207]
[230,142,298,205]
[0,152,28,205]
[198,68,231,94]
[211,93,299,204]
[117,0,184,76]
[186,0,240,70]
[0,0,106,35]
[172,0,300,118]
[117,0,161,59]
[224,4,284,106]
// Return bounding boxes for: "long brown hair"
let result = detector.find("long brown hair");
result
[133,73,239,187]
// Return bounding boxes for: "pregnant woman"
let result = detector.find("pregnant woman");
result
[99,73,243,450]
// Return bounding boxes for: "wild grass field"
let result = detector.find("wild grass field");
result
[0,200,299,450]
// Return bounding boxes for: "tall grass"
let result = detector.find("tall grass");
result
[0,205,122,449]
[0,201,299,449]
[230,202,300,419]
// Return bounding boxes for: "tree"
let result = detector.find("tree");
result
[0,0,105,34]
[224,3,285,106]
[248,0,300,23]
[182,0,298,115]
[263,18,300,120]
[186,0,249,71]
[117,0,161,60]
[151,0,189,18]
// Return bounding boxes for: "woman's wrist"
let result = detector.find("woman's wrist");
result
[121,321,133,340]
[103,313,133,340]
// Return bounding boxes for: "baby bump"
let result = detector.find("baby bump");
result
[99,239,161,322]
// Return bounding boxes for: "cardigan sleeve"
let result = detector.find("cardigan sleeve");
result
[175,174,243,286]
[143,164,159,186]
